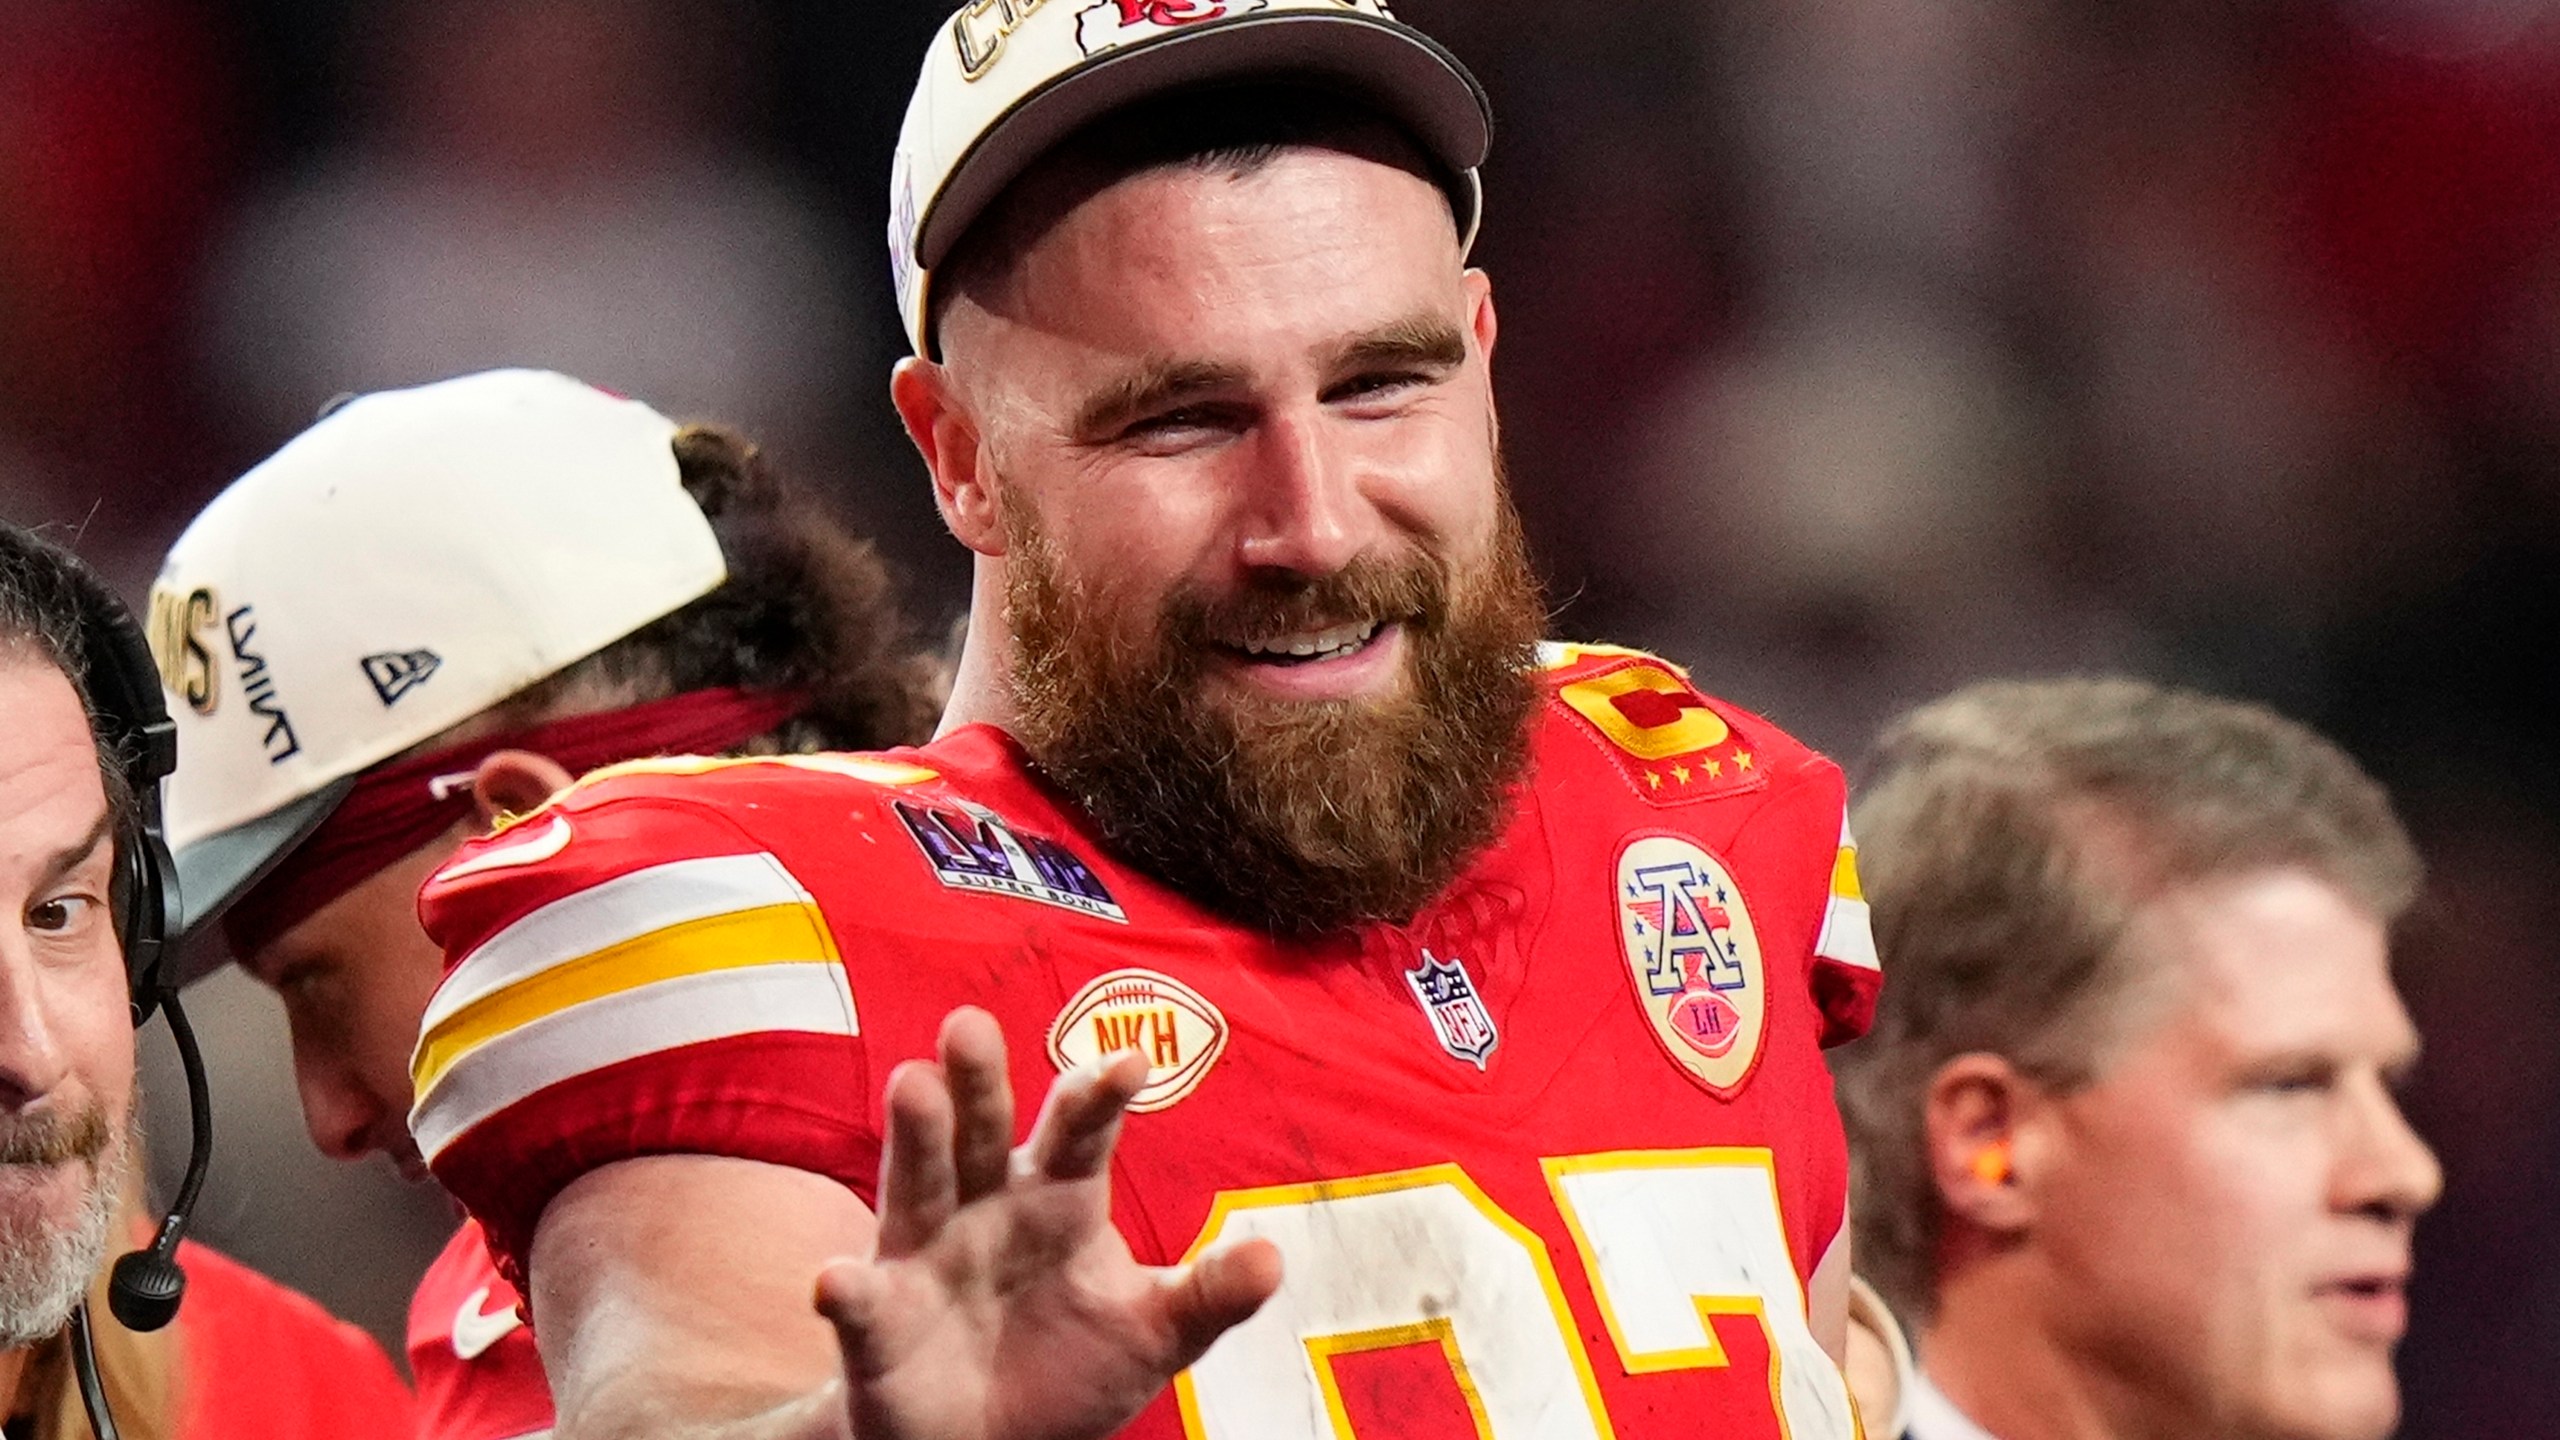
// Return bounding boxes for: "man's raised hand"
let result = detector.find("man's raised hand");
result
[814,1007,1282,1440]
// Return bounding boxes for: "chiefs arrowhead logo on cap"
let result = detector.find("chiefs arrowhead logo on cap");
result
[1076,0,1268,56]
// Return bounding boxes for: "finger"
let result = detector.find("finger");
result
[939,1007,1016,1205]
[1155,1238,1283,1369]
[1024,1049,1149,1182]
[815,1257,902,1383]
[874,1059,959,1258]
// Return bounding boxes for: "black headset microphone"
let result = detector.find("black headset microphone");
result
[4,530,214,1440]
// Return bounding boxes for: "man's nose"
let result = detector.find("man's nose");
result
[293,1048,384,1163]
[2336,1073,2445,1224]
[1232,411,1376,579]
[0,931,70,1111]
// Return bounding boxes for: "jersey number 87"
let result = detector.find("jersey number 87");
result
[1172,1148,1858,1439]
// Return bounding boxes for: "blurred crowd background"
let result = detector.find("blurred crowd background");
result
[1,0,2553,1430]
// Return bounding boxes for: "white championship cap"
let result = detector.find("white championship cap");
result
[889,0,1493,358]
[147,369,726,971]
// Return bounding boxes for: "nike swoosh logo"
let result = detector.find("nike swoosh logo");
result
[451,1284,526,1361]
[440,815,574,881]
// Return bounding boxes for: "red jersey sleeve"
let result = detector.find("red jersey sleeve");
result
[410,773,874,1289]
[1794,763,1882,1047]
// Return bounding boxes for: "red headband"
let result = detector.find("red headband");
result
[221,687,808,959]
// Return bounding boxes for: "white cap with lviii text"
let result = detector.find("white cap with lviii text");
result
[890,0,1494,358]
[146,369,727,973]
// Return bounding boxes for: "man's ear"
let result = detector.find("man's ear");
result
[1465,269,1498,371]
[891,356,1004,557]
[470,750,578,829]
[1923,1053,2048,1238]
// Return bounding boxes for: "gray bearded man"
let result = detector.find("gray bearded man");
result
[0,527,411,1436]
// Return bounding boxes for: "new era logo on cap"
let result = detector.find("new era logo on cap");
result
[362,650,443,707]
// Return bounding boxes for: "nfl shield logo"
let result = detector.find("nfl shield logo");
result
[1405,949,1498,1071]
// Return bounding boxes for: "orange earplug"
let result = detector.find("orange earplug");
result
[1968,1140,2014,1187]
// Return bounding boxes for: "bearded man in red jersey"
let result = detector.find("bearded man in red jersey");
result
[408,6,1886,1439]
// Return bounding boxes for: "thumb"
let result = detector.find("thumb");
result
[816,1258,903,1382]
[1156,1238,1283,1368]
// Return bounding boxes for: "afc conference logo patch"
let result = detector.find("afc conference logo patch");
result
[1615,834,1767,1098]
[894,799,1127,923]
[1555,656,1764,807]
[1405,948,1499,1071]
[1048,969,1229,1112]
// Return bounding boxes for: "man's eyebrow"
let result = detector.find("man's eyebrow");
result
[1325,315,1469,376]
[1071,358,1251,439]
[33,811,115,894]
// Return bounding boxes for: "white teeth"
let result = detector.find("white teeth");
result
[1239,621,1380,660]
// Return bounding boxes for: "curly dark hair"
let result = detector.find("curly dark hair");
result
[493,424,947,754]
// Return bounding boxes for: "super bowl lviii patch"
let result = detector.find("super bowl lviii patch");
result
[1048,969,1229,1113]
[895,798,1127,923]
[1615,835,1766,1097]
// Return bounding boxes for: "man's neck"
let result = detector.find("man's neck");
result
[1921,1276,2198,1440]
[0,1345,26,1420]
[936,570,1018,739]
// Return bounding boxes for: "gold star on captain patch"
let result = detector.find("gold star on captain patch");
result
[1672,764,1692,785]
[1704,757,1724,779]
[1735,750,1755,771]
[1646,770,1663,791]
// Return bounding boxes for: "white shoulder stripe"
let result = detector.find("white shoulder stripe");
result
[424,853,812,1034]
[1816,895,1880,972]
[411,961,857,1163]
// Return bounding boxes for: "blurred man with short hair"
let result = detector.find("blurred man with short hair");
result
[1836,677,2442,1440]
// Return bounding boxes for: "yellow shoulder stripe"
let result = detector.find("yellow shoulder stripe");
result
[412,900,838,1094]
[1830,846,1864,903]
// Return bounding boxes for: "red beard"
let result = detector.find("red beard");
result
[1003,500,1546,936]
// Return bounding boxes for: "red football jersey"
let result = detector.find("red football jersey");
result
[412,645,1882,1440]
[406,1221,555,1440]
[173,1239,415,1438]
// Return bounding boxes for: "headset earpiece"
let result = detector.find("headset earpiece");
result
[35,538,182,1007]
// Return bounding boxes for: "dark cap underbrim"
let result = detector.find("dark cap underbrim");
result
[916,9,1492,276]
[166,777,354,985]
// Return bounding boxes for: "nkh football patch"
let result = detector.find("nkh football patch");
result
[1048,969,1228,1113]
[1405,949,1499,1070]
[1615,835,1767,1098]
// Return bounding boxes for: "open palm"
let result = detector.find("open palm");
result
[815,1008,1282,1440]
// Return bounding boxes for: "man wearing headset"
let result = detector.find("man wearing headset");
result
[143,369,946,1440]
[0,525,411,1437]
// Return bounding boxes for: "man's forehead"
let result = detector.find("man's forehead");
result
[947,144,1463,369]
[2137,869,2415,1055]
[0,658,114,873]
